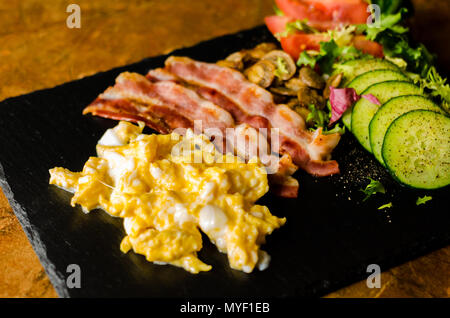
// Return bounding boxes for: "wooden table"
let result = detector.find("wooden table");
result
[0,0,448,298]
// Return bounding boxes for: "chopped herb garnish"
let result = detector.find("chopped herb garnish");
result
[307,104,328,129]
[360,178,386,202]
[416,195,432,206]
[378,202,393,210]
[274,56,289,79]
[276,19,319,39]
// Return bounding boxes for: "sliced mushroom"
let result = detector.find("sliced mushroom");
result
[285,78,307,92]
[270,87,298,97]
[297,86,326,109]
[221,51,249,70]
[299,66,325,90]
[247,42,278,60]
[244,60,276,88]
[323,72,343,99]
[262,50,296,81]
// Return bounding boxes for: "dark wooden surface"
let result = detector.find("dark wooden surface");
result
[0,0,448,298]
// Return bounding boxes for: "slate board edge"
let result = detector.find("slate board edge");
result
[0,162,69,298]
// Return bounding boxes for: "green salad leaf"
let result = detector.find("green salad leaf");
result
[297,38,367,74]
[355,5,434,78]
[413,66,450,113]
[323,123,346,135]
[276,19,319,39]
[360,178,386,202]
[369,0,414,16]
[297,51,318,69]
[358,7,409,41]
[378,202,393,210]
[307,104,328,129]
[416,195,432,206]
[305,102,345,134]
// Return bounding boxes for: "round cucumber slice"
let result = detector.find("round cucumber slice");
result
[334,58,400,86]
[370,95,444,166]
[382,110,450,189]
[351,81,422,152]
[342,69,410,130]
[347,69,410,95]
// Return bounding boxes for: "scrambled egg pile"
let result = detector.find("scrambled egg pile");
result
[49,121,285,273]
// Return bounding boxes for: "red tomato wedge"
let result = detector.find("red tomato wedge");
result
[265,15,329,59]
[280,33,329,59]
[275,0,331,22]
[275,0,369,29]
[280,33,384,60]
[352,35,384,58]
[264,15,294,35]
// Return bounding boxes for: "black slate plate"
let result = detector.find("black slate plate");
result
[0,26,449,298]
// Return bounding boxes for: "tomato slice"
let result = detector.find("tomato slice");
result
[265,15,328,60]
[275,0,369,28]
[264,15,294,35]
[305,0,370,24]
[280,33,329,60]
[275,0,331,22]
[352,35,384,58]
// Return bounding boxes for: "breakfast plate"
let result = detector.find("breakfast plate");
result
[0,25,448,298]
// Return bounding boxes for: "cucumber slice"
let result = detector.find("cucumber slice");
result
[342,69,410,130]
[347,69,410,94]
[342,108,353,130]
[334,58,400,86]
[351,81,422,152]
[382,110,450,189]
[370,95,445,166]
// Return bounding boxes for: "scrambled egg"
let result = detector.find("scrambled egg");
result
[49,121,285,273]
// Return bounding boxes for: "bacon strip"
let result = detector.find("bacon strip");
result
[146,68,179,82]
[84,72,299,196]
[83,98,188,134]
[85,72,236,151]
[196,87,271,133]
[109,72,234,131]
[165,56,340,176]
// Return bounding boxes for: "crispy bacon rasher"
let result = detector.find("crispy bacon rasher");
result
[164,56,341,176]
[83,71,300,197]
